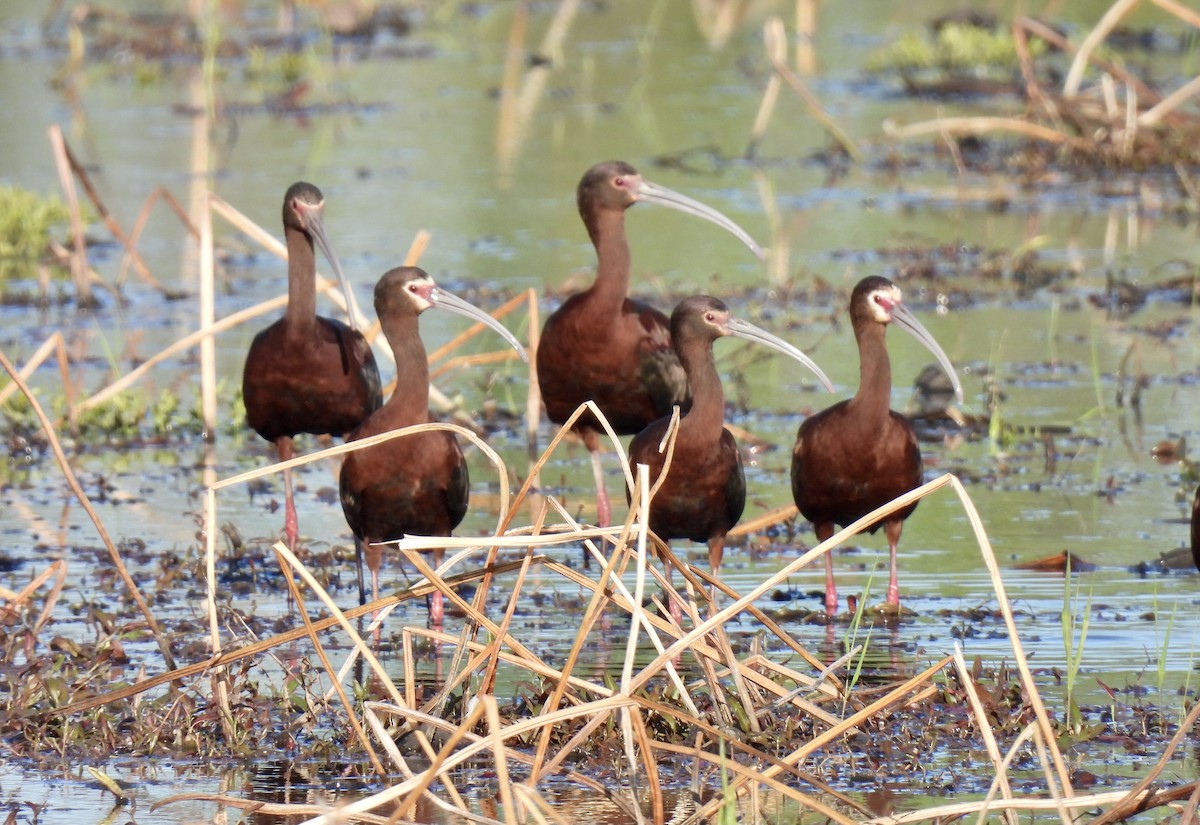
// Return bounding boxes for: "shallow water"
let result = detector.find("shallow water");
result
[3,0,1200,821]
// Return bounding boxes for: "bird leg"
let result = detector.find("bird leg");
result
[657,545,683,628]
[428,548,445,627]
[590,449,611,528]
[815,522,837,616]
[276,436,299,552]
[884,518,904,608]
[354,537,367,606]
[706,535,726,610]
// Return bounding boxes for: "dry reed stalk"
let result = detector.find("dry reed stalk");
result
[494,0,581,183]
[118,186,198,289]
[0,332,75,424]
[764,17,862,162]
[884,116,1092,151]
[794,0,817,74]
[871,791,1142,824]
[271,544,387,780]
[691,0,741,48]
[333,697,638,825]
[494,0,528,183]
[1063,0,1140,99]
[403,228,431,267]
[485,695,521,825]
[52,560,537,717]
[1015,16,1167,116]
[152,794,393,823]
[57,133,167,293]
[745,21,783,157]
[1140,73,1200,128]
[525,287,542,461]
[654,739,858,825]
[0,559,66,636]
[952,643,1020,825]
[46,125,93,306]
[618,465,653,825]
[685,654,954,823]
[751,169,791,287]
[1149,0,1200,26]
[70,289,292,415]
[694,568,838,686]
[198,190,217,439]
[475,501,548,699]
[728,501,797,537]
[0,349,177,671]
[1085,698,1200,825]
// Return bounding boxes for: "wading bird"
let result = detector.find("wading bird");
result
[243,181,382,553]
[1191,487,1200,573]
[791,276,962,616]
[537,161,764,527]
[629,295,833,622]
[339,266,527,625]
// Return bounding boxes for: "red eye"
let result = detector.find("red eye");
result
[705,312,715,322]
[613,176,624,187]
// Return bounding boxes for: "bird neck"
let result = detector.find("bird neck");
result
[849,322,893,426]
[283,224,318,338]
[381,316,432,424]
[586,209,632,310]
[677,344,726,443]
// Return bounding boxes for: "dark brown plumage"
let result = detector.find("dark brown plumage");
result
[536,161,764,527]
[243,181,382,552]
[791,276,962,616]
[1191,486,1200,573]
[339,266,527,624]
[629,296,831,616]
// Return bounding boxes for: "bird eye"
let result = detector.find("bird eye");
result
[613,176,624,187]
[705,312,715,322]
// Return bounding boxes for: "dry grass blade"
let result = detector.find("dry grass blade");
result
[952,643,1019,825]
[0,349,176,671]
[884,116,1092,151]
[117,186,197,289]
[1063,0,1139,99]
[1139,73,1200,128]
[151,793,392,823]
[1,559,67,636]
[51,559,534,717]
[57,132,168,293]
[746,16,784,156]
[654,739,857,825]
[764,16,862,162]
[46,125,93,306]
[1085,698,1200,825]
[270,545,387,780]
[0,333,75,430]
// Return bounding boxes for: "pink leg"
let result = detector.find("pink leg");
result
[885,519,903,608]
[428,549,445,627]
[276,437,299,551]
[816,523,837,615]
[590,449,611,528]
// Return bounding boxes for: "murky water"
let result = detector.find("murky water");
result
[3,0,1200,821]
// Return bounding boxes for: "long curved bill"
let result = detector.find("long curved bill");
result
[726,317,835,394]
[636,180,765,261]
[307,211,365,332]
[890,304,963,404]
[431,287,530,363]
